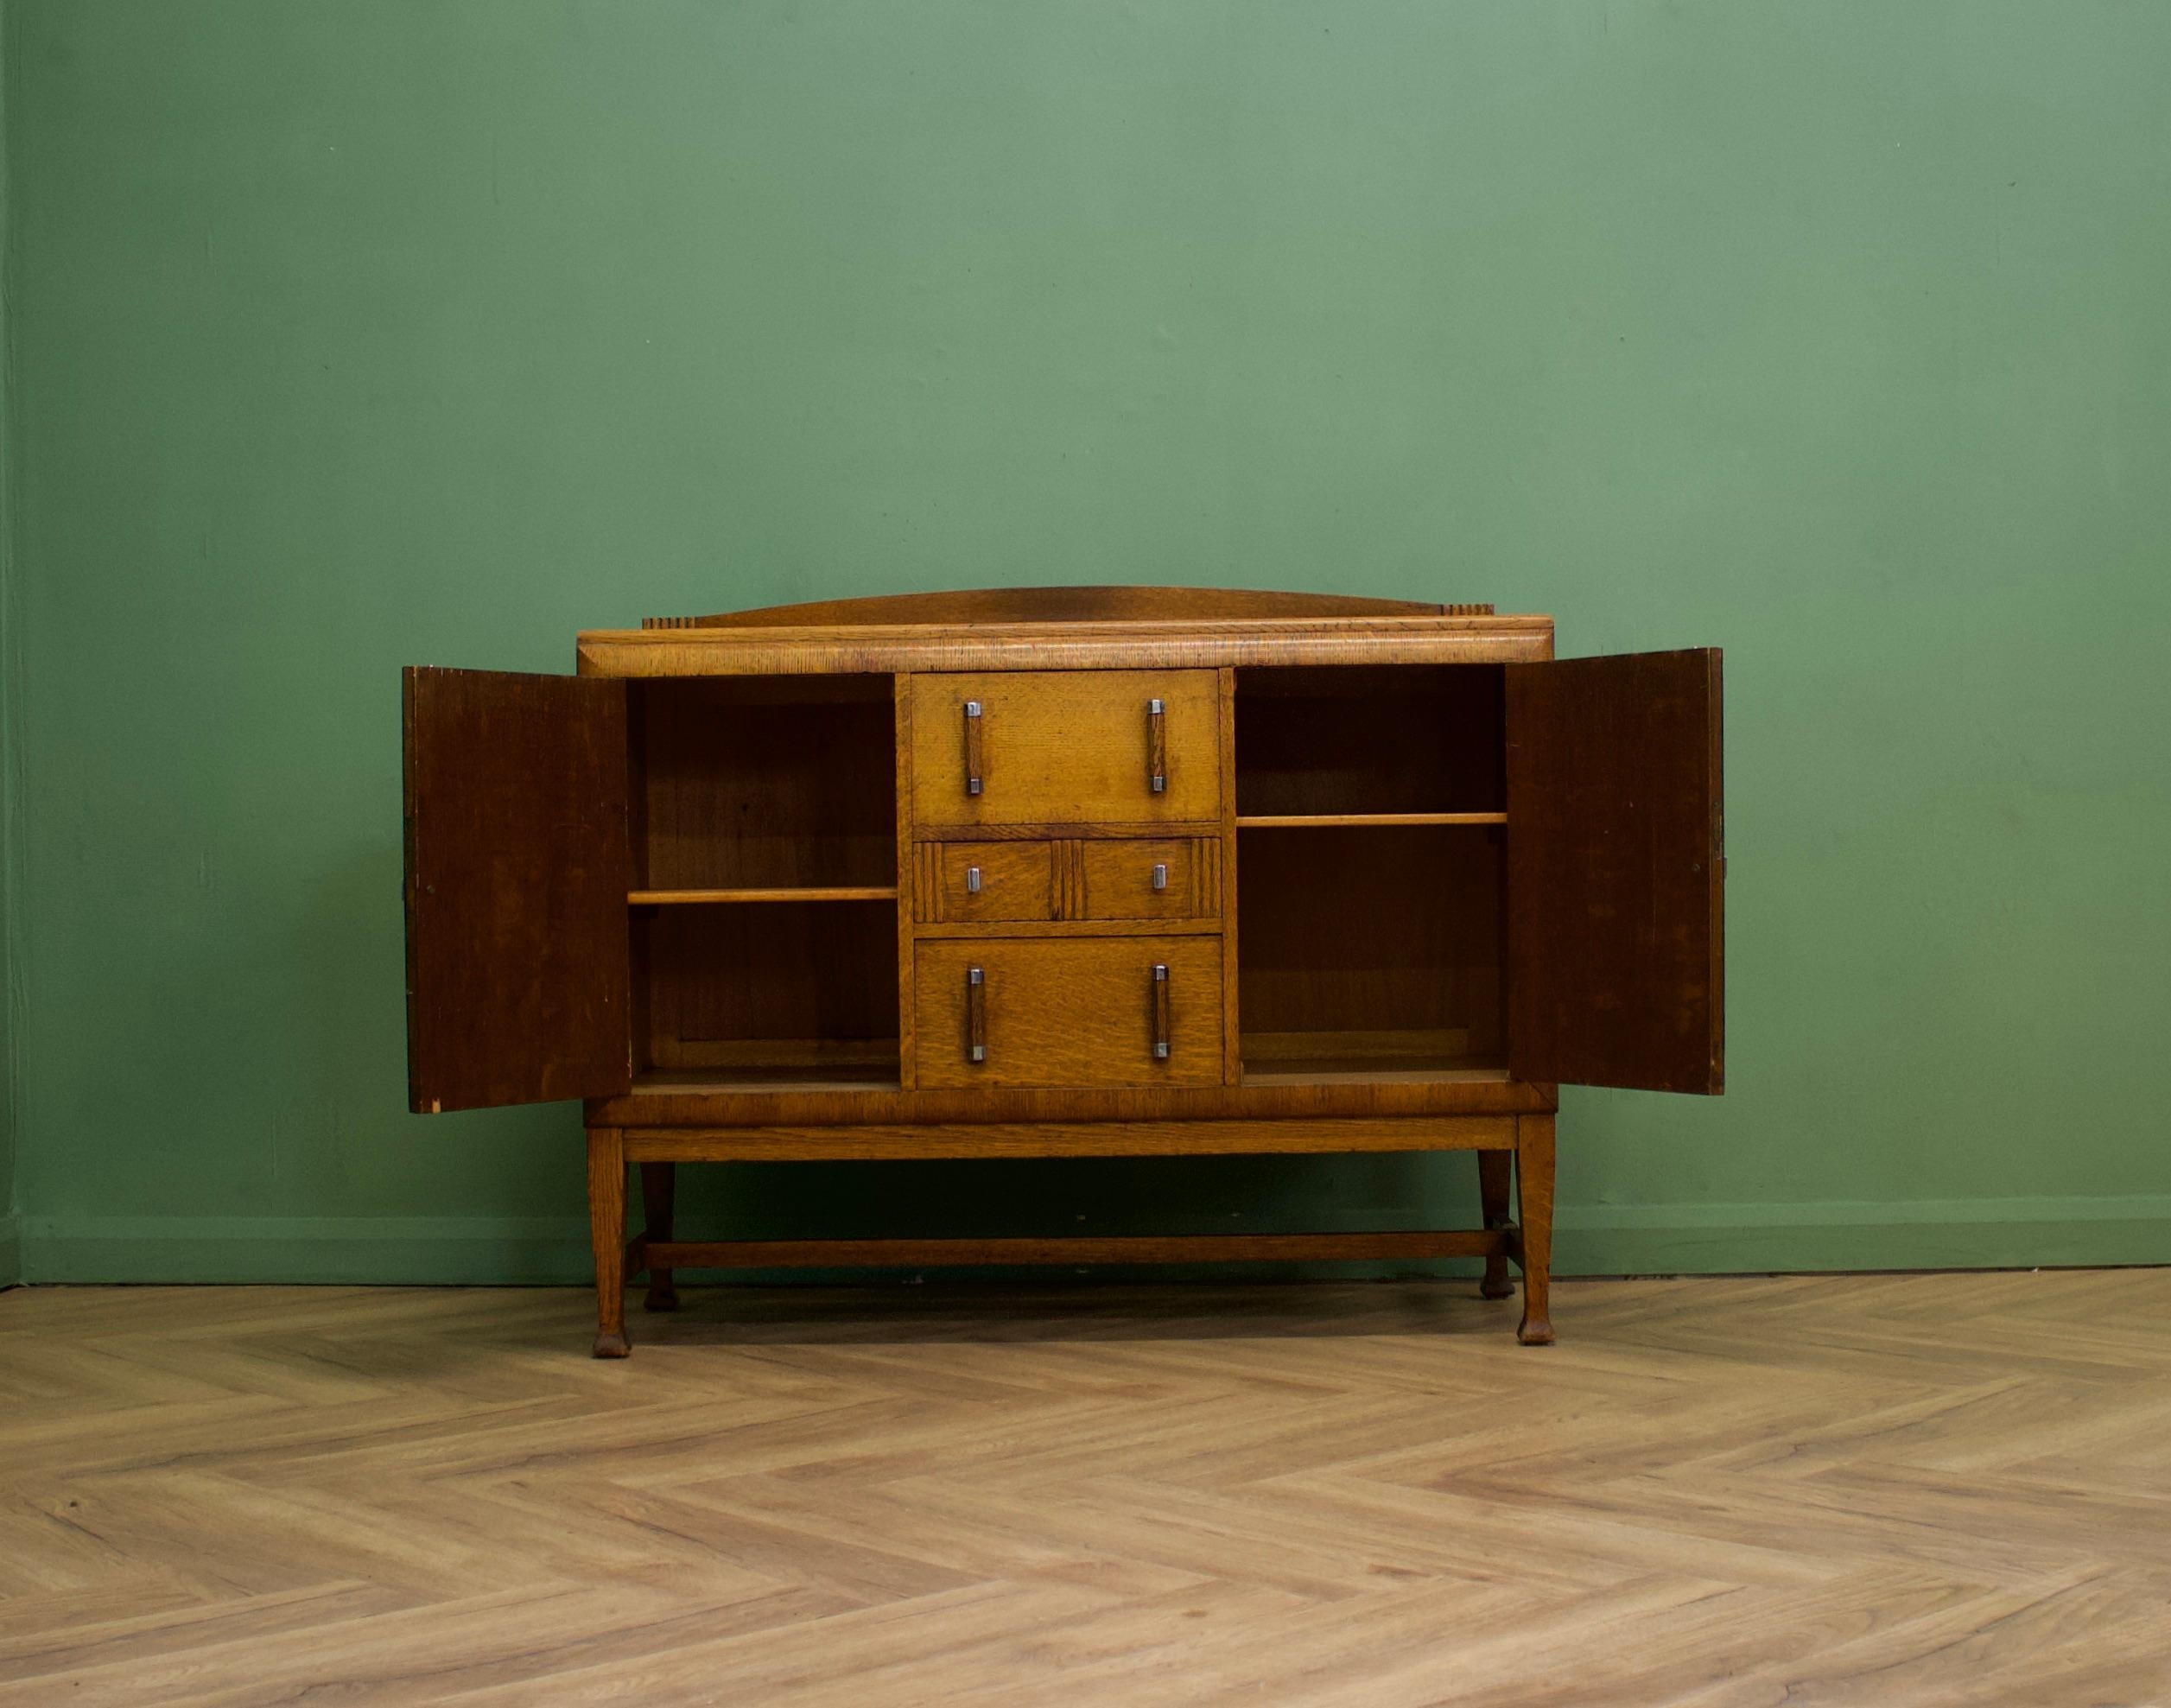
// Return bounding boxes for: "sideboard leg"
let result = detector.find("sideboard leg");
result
[641,1162,679,1312]
[587,1127,630,1358]
[1515,1114,1556,1347]
[1477,1151,1514,1299]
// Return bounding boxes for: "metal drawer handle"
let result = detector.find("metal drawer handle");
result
[967,966,986,1063]
[962,701,984,797]
[1146,698,1166,794]
[966,865,982,894]
[1151,862,1168,892]
[1152,963,1170,1059]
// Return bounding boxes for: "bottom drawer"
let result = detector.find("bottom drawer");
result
[914,937,1223,1089]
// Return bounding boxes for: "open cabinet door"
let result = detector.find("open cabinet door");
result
[1505,650,1723,1094]
[403,667,632,1112]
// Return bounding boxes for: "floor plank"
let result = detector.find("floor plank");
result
[1,1273,2167,1703]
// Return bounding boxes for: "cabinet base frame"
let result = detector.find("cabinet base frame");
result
[585,1113,1558,1357]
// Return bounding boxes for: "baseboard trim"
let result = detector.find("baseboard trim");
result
[13,1198,2170,1285]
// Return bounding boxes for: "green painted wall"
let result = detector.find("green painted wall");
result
[7,0,2168,1284]
[1,11,18,1288]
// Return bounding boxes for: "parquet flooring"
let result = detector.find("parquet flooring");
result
[2,1272,2168,1705]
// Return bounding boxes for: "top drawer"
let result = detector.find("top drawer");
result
[909,670,1221,829]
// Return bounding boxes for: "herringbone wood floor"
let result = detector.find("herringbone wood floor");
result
[2,1273,2168,1705]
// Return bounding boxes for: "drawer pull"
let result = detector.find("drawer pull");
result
[966,865,982,894]
[1146,698,1166,794]
[967,965,987,1063]
[1151,861,1168,892]
[962,701,984,797]
[1152,962,1171,1059]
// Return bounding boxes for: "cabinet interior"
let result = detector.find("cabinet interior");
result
[1235,665,1507,1081]
[627,676,899,1088]
[1234,664,1503,818]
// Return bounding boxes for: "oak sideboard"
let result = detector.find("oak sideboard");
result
[403,587,1724,1355]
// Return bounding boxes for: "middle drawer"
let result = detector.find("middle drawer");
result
[914,837,1222,924]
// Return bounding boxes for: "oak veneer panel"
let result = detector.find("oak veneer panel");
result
[661,586,1459,626]
[621,1114,1517,1161]
[914,841,1057,924]
[578,614,1556,677]
[1236,823,1505,1070]
[637,899,898,1076]
[592,1071,1551,1128]
[638,1232,1510,1269]
[1235,664,1505,817]
[633,676,894,890]
[403,667,631,1113]
[1077,837,1220,921]
[910,670,1220,829]
[1506,649,1724,1095]
[914,937,1223,1089]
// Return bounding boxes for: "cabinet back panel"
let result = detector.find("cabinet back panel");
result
[1236,825,1504,1064]
[635,900,898,1070]
[632,677,896,890]
[1235,666,1504,816]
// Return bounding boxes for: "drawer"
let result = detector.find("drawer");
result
[909,670,1220,829]
[914,937,1223,1089]
[913,841,1057,924]
[1077,837,1221,921]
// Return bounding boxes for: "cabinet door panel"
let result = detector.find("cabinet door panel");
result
[908,670,1220,828]
[404,667,632,1112]
[915,937,1222,1088]
[1505,649,1723,1094]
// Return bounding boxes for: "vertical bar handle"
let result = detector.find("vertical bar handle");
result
[1151,962,1171,1059]
[962,700,984,797]
[1151,862,1168,892]
[1146,697,1166,794]
[967,966,987,1064]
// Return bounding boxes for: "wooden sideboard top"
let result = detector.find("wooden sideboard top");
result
[578,587,1554,676]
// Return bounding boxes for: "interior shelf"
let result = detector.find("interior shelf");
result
[630,886,898,905]
[1234,813,1505,829]
[625,673,901,1091]
[1235,664,1505,818]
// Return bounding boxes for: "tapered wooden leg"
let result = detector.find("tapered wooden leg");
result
[587,1127,629,1358]
[1515,1113,1556,1346]
[641,1161,678,1312]
[1477,1150,1514,1299]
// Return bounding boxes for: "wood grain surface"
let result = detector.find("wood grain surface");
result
[908,670,1221,829]
[913,937,1224,1089]
[580,615,1555,677]
[1506,648,1724,1095]
[402,667,632,1112]
[5,1271,2168,1704]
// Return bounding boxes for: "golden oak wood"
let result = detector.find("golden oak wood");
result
[402,587,1726,1356]
[1077,836,1219,921]
[908,670,1221,829]
[587,1074,1554,1127]
[914,840,1057,924]
[912,937,1224,1089]
[578,613,1557,677]
[619,1115,1517,1163]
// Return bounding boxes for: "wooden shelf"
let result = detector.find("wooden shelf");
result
[1235,812,1506,829]
[629,886,898,905]
[1239,1029,1507,1086]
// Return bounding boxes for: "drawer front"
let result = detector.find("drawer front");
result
[915,937,1223,1088]
[909,670,1220,829]
[1077,837,1221,921]
[914,841,1057,924]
